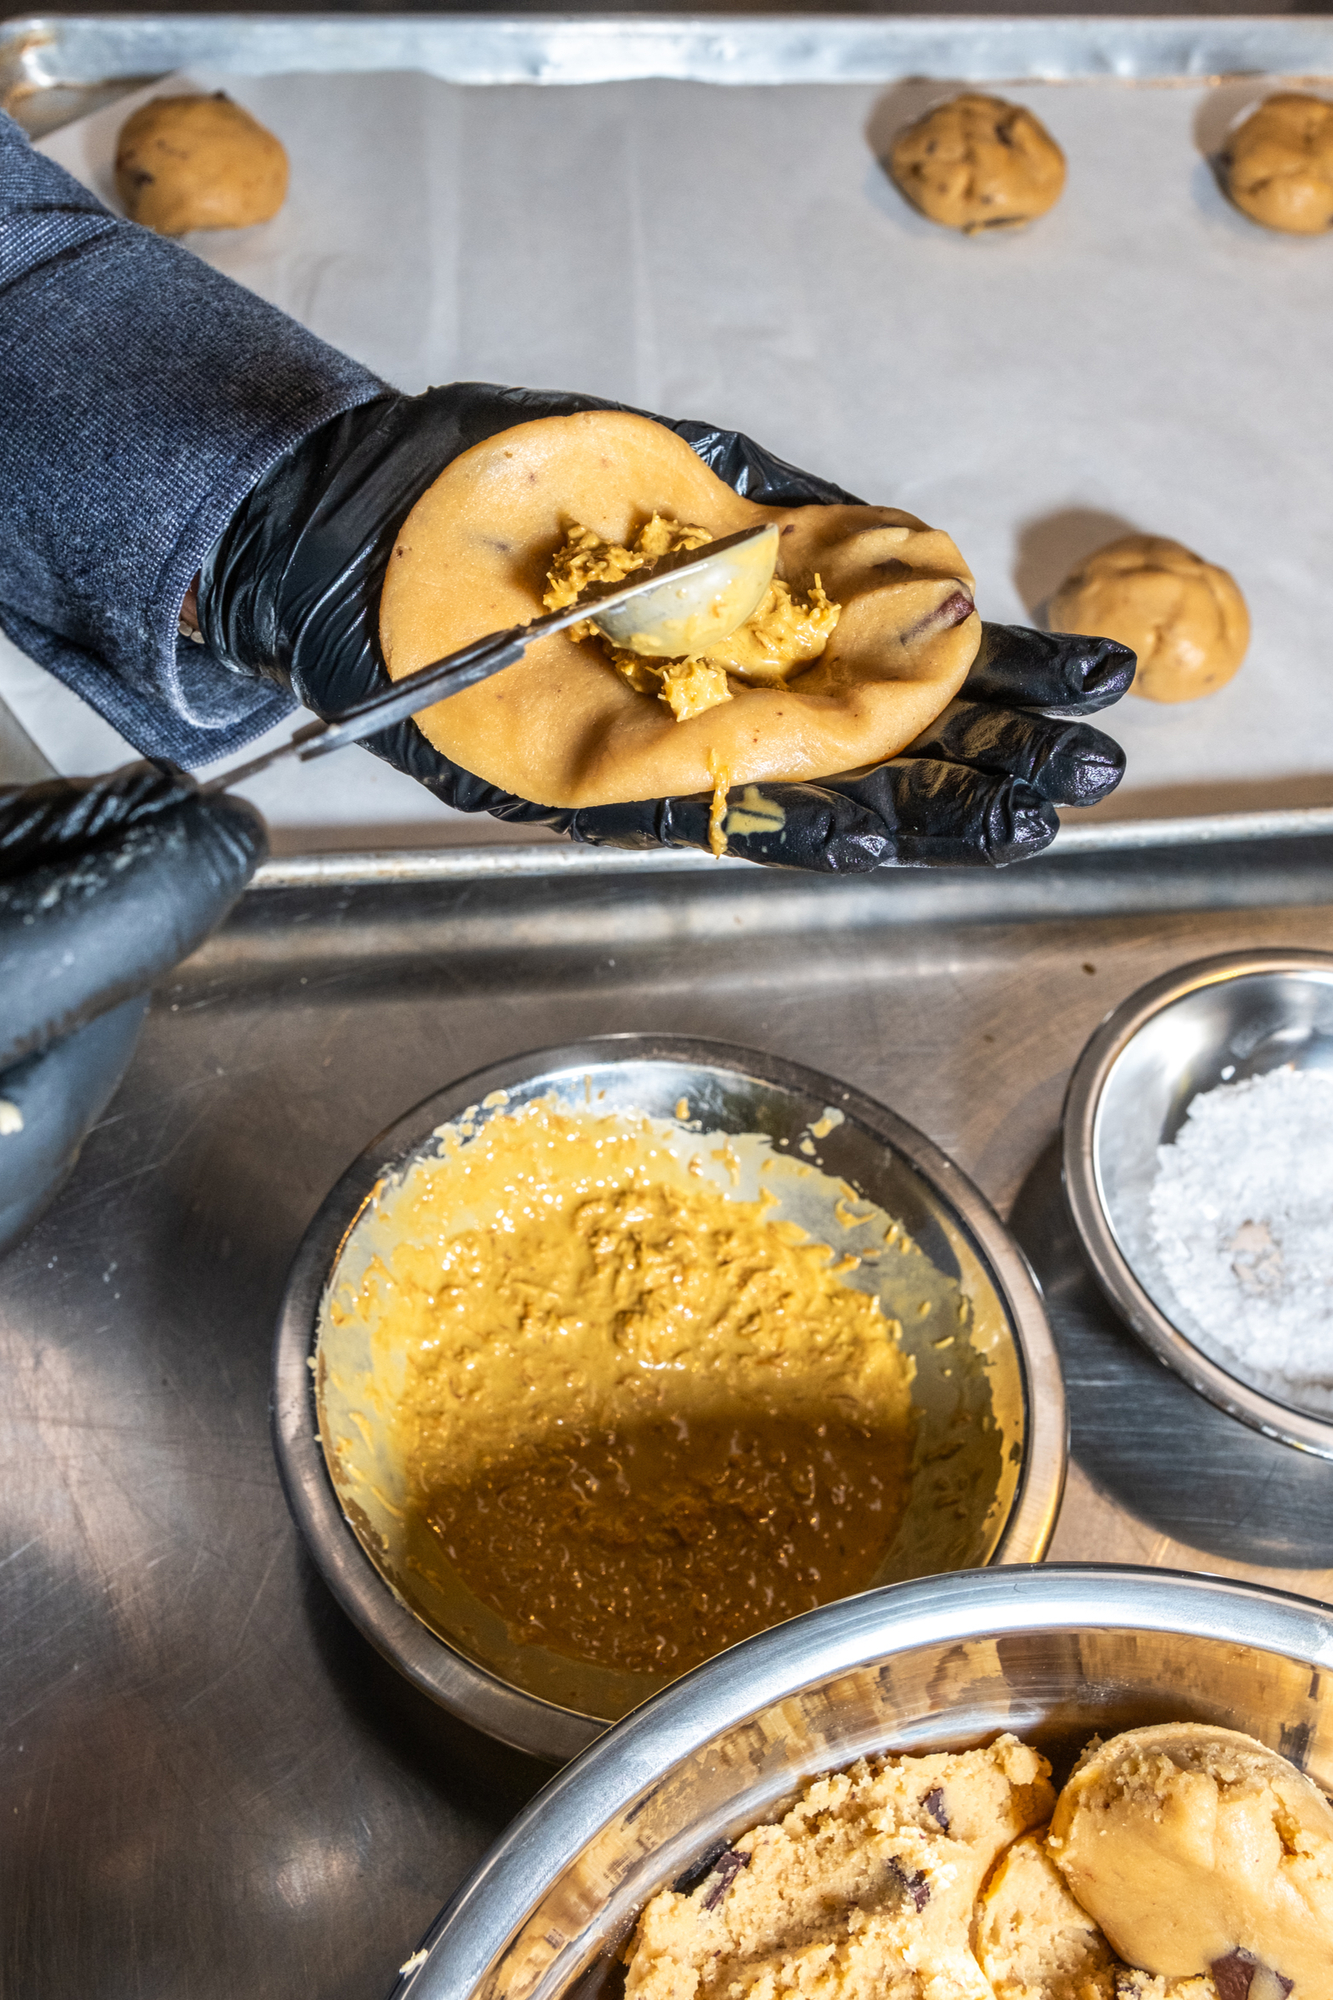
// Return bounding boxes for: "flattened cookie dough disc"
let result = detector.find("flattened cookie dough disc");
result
[1047,1722,1333,1994]
[1222,93,1333,236]
[889,93,1066,233]
[1049,533,1249,703]
[115,93,289,234]
[378,411,981,808]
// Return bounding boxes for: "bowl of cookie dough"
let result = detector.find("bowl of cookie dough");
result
[387,1563,1333,1999]
[273,1035,1065,1762]
[1063,949,1333,1457]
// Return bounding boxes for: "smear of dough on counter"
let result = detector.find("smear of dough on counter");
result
[625,1737,1054,2000]
[330,1100,917,1677]
[544,516,841,722]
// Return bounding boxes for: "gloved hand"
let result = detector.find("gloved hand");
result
[200,383,1134,870]
[0,766,266,1254]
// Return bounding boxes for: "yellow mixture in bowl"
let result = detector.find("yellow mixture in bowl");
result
[321,1101,917,1679]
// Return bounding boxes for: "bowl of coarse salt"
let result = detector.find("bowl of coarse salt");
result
[1063,949,1333,1457]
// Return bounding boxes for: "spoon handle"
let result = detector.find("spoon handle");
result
[200,602,590,794]
[201,522,773,795]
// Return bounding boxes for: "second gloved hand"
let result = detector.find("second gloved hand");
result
[0,766,266,1254]
[199,382,1134,870]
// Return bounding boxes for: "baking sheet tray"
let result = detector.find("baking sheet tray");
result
[5,836,1333,1999]
[4,15,1333,853]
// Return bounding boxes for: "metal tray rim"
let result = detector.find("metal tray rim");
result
[5,11,1333,131]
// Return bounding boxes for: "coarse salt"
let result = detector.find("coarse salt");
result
[1149,1065,1333,1411]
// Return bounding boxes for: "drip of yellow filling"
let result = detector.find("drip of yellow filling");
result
[335,1103,917,1678]
[707,749,730,859]
[543,517,841,723]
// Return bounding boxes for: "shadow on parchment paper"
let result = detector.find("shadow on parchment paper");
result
[1008,1139,1333,1573]
[862,79,969,232]
[1012,506,1141,624]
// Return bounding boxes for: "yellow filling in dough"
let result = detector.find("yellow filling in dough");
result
[329,1101,917,1678]
[543,516,842,723]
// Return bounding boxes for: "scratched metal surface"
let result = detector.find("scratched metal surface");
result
[4,840,1333,2000]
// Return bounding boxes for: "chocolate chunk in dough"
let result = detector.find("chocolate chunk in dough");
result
[1210,1951,1293,2000]
[888,93,1066,233]
[699,1850,749,1911]
[115,93,288,235]
[1221,94,1333,236]
[888,1857,931,1910]
[1049,534,1248,704]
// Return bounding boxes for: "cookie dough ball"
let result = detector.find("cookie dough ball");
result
[976,1829,1119,1997]
[1047,1723,1333,1996]
[1049,534,1248,704]
[1221,93,1333,236]
[889,93,1066,233]
[115,93,288,235]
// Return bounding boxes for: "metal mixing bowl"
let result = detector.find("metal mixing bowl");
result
[272,1035,1065,1761]
[1063,950,1333,1457]
[387,1562,1333,2000]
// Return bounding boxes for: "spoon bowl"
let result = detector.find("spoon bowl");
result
[591,522,779,658]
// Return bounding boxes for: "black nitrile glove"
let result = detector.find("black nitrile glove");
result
[0,767,267,1253]
[201,382,1134,871]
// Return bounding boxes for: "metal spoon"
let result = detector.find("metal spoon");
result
[206,522,778,792]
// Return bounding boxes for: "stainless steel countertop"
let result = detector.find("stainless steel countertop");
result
[4,836,1333,1998]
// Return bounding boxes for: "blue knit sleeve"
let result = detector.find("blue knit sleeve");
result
[0,110,388,765]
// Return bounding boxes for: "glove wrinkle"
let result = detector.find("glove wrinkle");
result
[966,622,1136,713]
[905,700,1126,807]
[0,764,197,880]
[0,794,267,1069]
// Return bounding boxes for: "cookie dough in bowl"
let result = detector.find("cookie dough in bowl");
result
[888,94,1067,233]
[624,1722,1333,2000]
[1221,93,1333,236]
[115,93,288,234]
[1049,1723,1333,1996]
[378,410,981,807]
[1049,535,1249,704]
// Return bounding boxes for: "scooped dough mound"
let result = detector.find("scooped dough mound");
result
[543,518,842,722]
[115,93,288,235]
[1049,535,1249,704]
[378,410,980,809]
[624,1737,1054,2000]
[1221,93,1333,236]
[977,1831,1218,1999]
[889,93,1067,233]
[1048,1723,1333,1996]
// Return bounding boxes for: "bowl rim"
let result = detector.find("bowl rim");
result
[1061,947,1333,1458]
[389,1561,1333,2000]
[271,1032,1066,1763]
